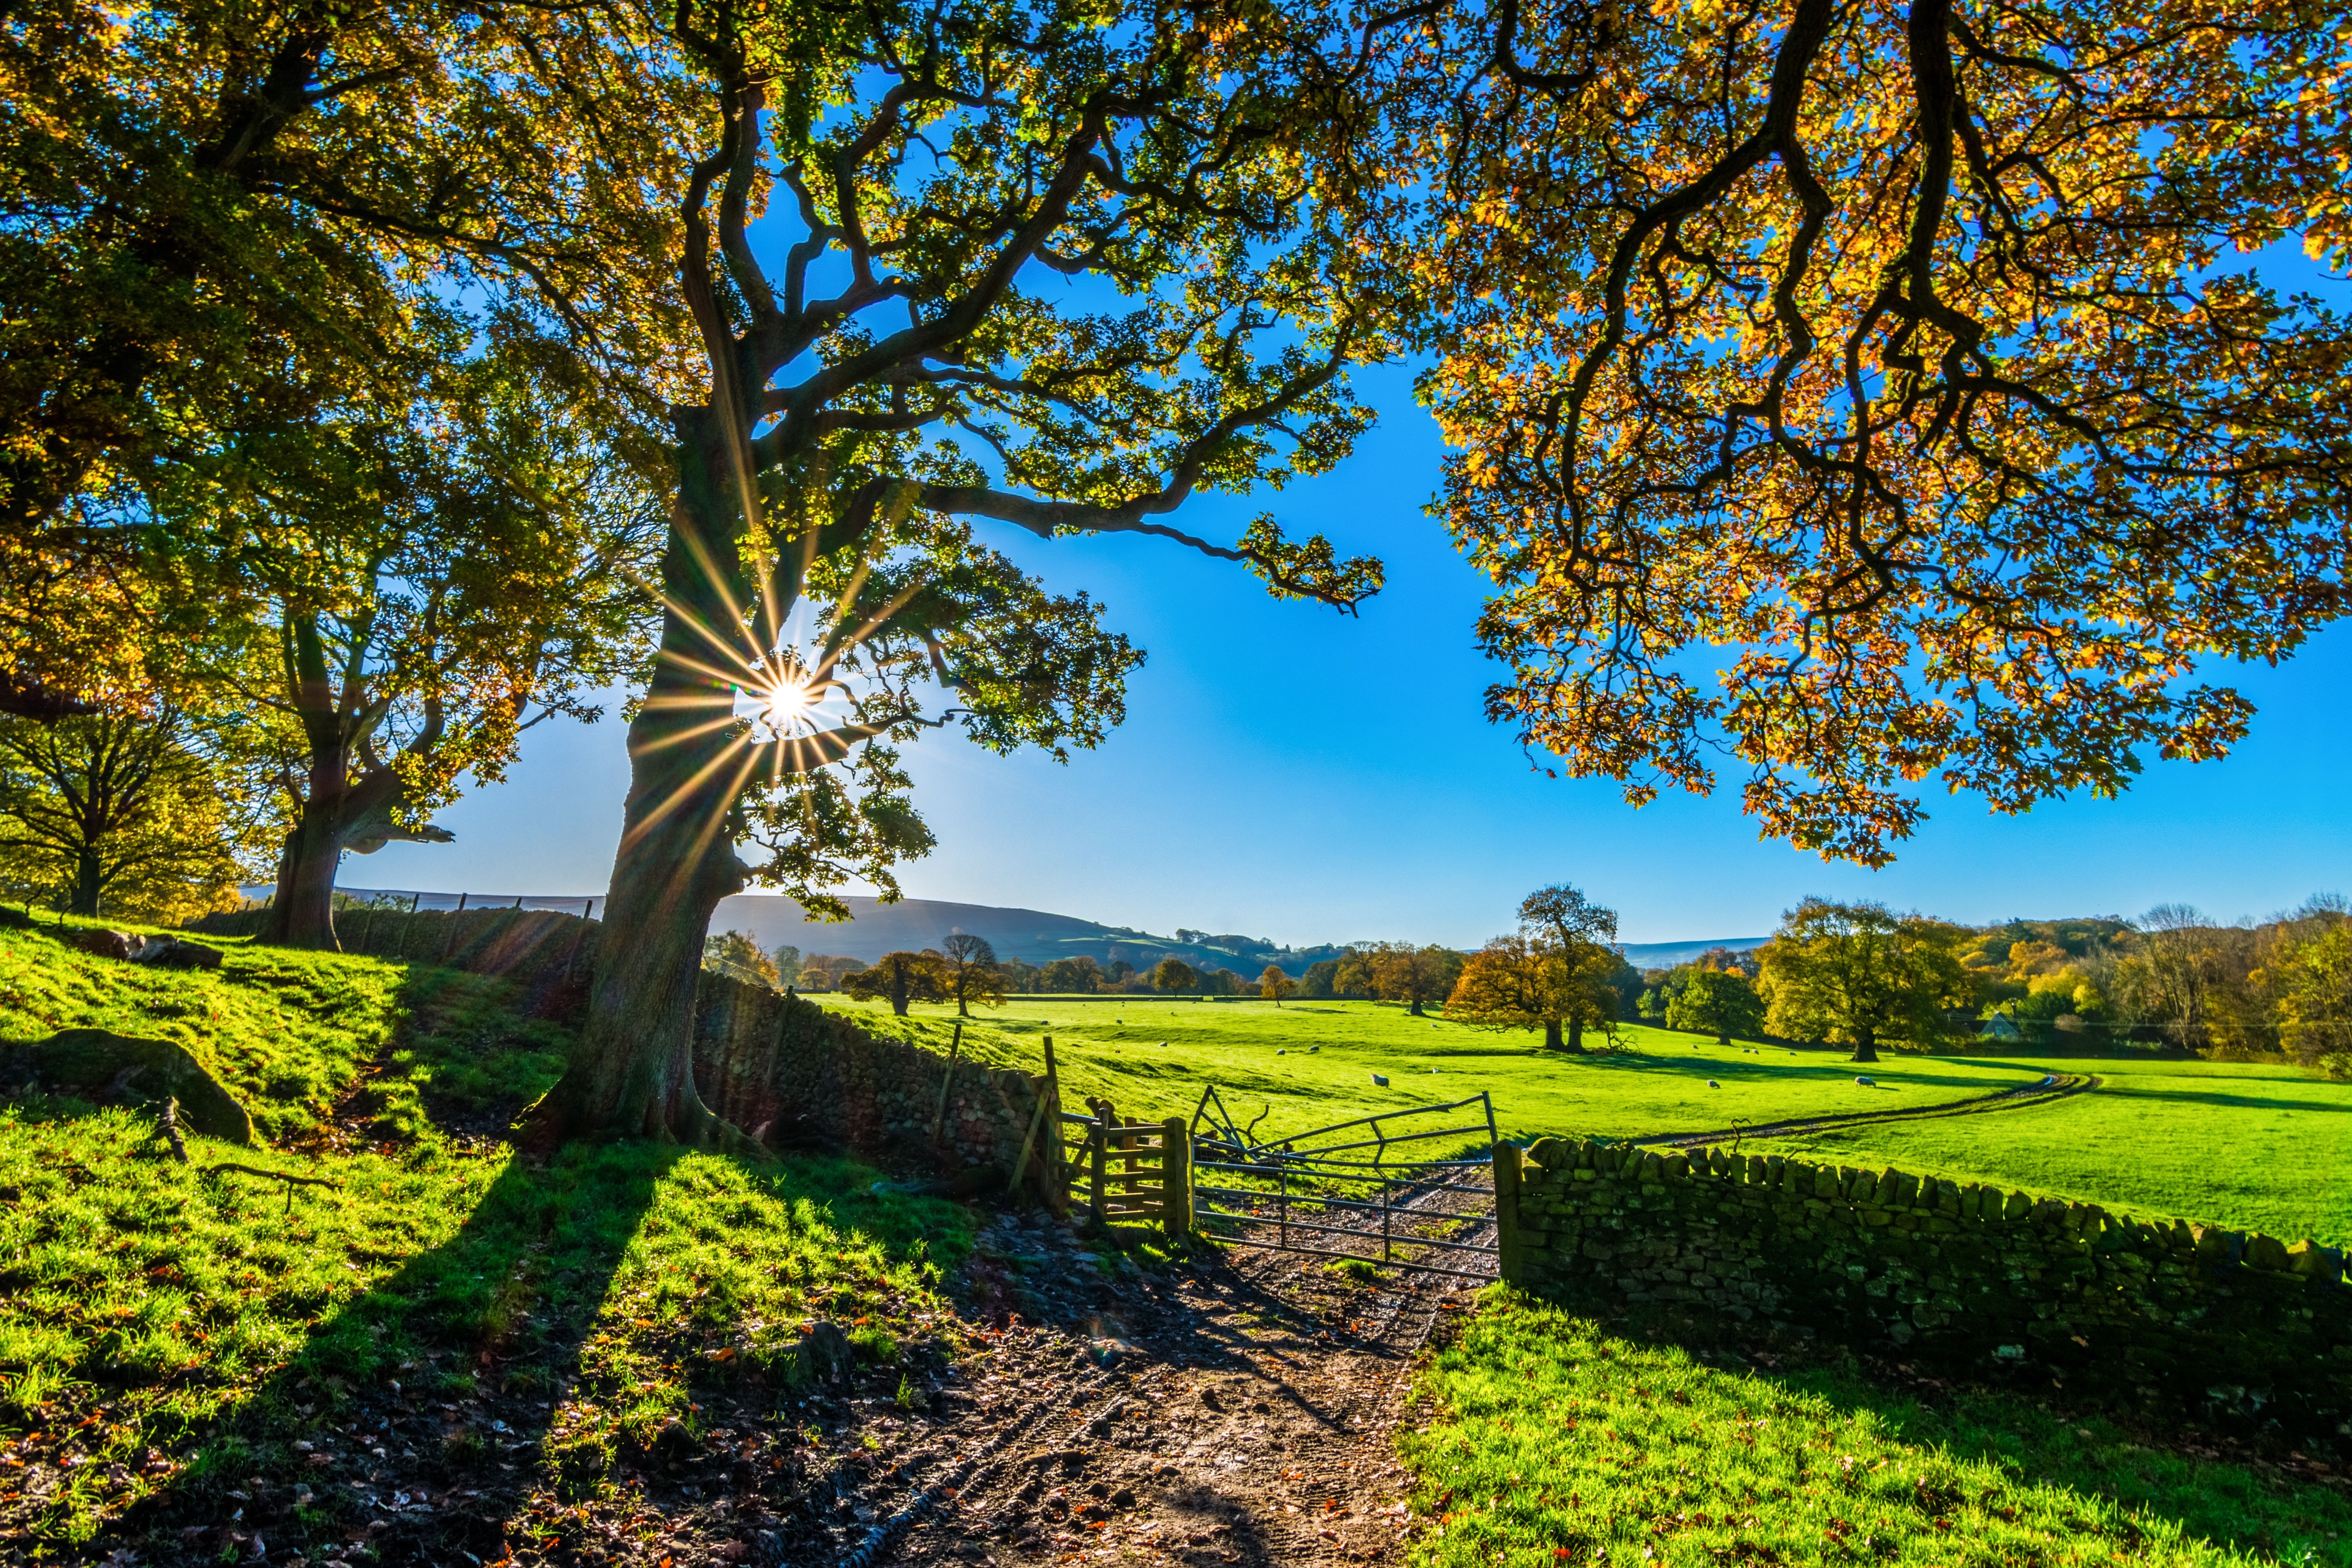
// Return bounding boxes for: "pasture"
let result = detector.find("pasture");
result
[819,995,2352,1244]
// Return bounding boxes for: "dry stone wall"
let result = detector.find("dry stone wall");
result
[692,975,1059,1197]
[1497,1137,2352,1442]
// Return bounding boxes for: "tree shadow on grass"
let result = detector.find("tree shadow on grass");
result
[1429,1296,2352,1567]
[90,1140,676,1565]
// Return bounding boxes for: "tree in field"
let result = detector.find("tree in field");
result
[0,709,257,920]
[1664,969,1766,1046]
[702,929,780,987]
[1447,934,1588,1050]
[768,944,803,989]
[1259,965,1297,1005]
[1298,958,1341,1000]
[997,957,1042,995]
[1150,957,1199,995]
[939,933,1007,1017]
[1516,884,1623,1049]
[1043,956,1106,995]
[0,0,691,720]
[1370,944,1464,1017]
[798,954,861,991]
[1332,949,1378,998]
[843,951,949,1016]
[1416,0,2352,866]
[531,0,1399,1145]
[1756,900,1971,1063]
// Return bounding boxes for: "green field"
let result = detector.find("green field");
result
[821,995,2352,1244]
[1746,1056,2352,1247]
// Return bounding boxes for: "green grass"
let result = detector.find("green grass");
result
[1745,1057,2352,1247]
[817,995,2045,1145]
[0,918,975,1554]
[820,996,2352,1244]
[1400,1289,2352,1567]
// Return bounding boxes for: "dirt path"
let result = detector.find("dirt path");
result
[815,1201,1491,1568]
[1636,1071,2097,1151]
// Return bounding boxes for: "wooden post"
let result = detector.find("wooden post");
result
[1009,1076,1053,1208]
[1088,1097,1114,1230]
[1042,1036,1063,1185]
[1492,1140,1524,1285]
[357,902,377,954]
[438,891,468,964]
[563,899,593,982]
[931,1022,963,1144]
[1161,1116,1191,1236]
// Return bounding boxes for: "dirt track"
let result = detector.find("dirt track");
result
[819,1196,1494,1568]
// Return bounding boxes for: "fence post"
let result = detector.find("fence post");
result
[438,891,468,964]
[930,1022,963,1145]
[1161,1116,1191,1237]
[563,899,594,982]
[1088,1097,1114,1230]
[1010,1076,1052,1209]
[1492,1140,1524,1286]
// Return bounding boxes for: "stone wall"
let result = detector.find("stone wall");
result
[693,975,1061,1202]
[1497,1137,2352,1441]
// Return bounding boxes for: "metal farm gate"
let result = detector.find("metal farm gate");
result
[1183,1086,1503,1282]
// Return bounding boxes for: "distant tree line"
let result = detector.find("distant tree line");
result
[707,886,2352,1082]
[1626,899,2352,1077]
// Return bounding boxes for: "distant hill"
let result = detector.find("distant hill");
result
[1622,938,1767,969]
[331,885,1764,976]
[707,895,1141,966]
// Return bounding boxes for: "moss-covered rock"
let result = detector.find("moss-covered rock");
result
[2,1028,253,1145]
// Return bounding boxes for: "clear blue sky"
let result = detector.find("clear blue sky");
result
[352,355,2351,948]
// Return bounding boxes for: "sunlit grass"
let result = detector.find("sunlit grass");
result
[1402,1290,2352,1567]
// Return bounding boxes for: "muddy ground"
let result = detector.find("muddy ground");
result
[69,1192,1484,1568]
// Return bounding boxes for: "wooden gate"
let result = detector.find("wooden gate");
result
[1058,1099,1193,1236]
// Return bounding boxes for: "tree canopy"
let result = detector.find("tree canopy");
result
[1756,899,1971,1061]
[1417,0,2352,864]
[939,933,1007,1016]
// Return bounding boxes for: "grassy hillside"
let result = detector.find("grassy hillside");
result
[821,995,2352,1242]
[0,917,974,1558]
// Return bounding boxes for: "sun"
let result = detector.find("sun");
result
[761,676,816,730]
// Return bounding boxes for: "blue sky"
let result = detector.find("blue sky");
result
[354,345,2351,949]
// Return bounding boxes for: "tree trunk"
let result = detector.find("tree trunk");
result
[531,410,757,1149]
[1543,1017,1564,1050]
[263,733,353,951]
[1849,1029,1880,1064]
[1408,996,1424,1017]
[69,847,101,916]
[1566,1015,1587,1053]
[890,966,912,1016]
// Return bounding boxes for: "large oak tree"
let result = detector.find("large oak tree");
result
[531,0,1402,1143]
